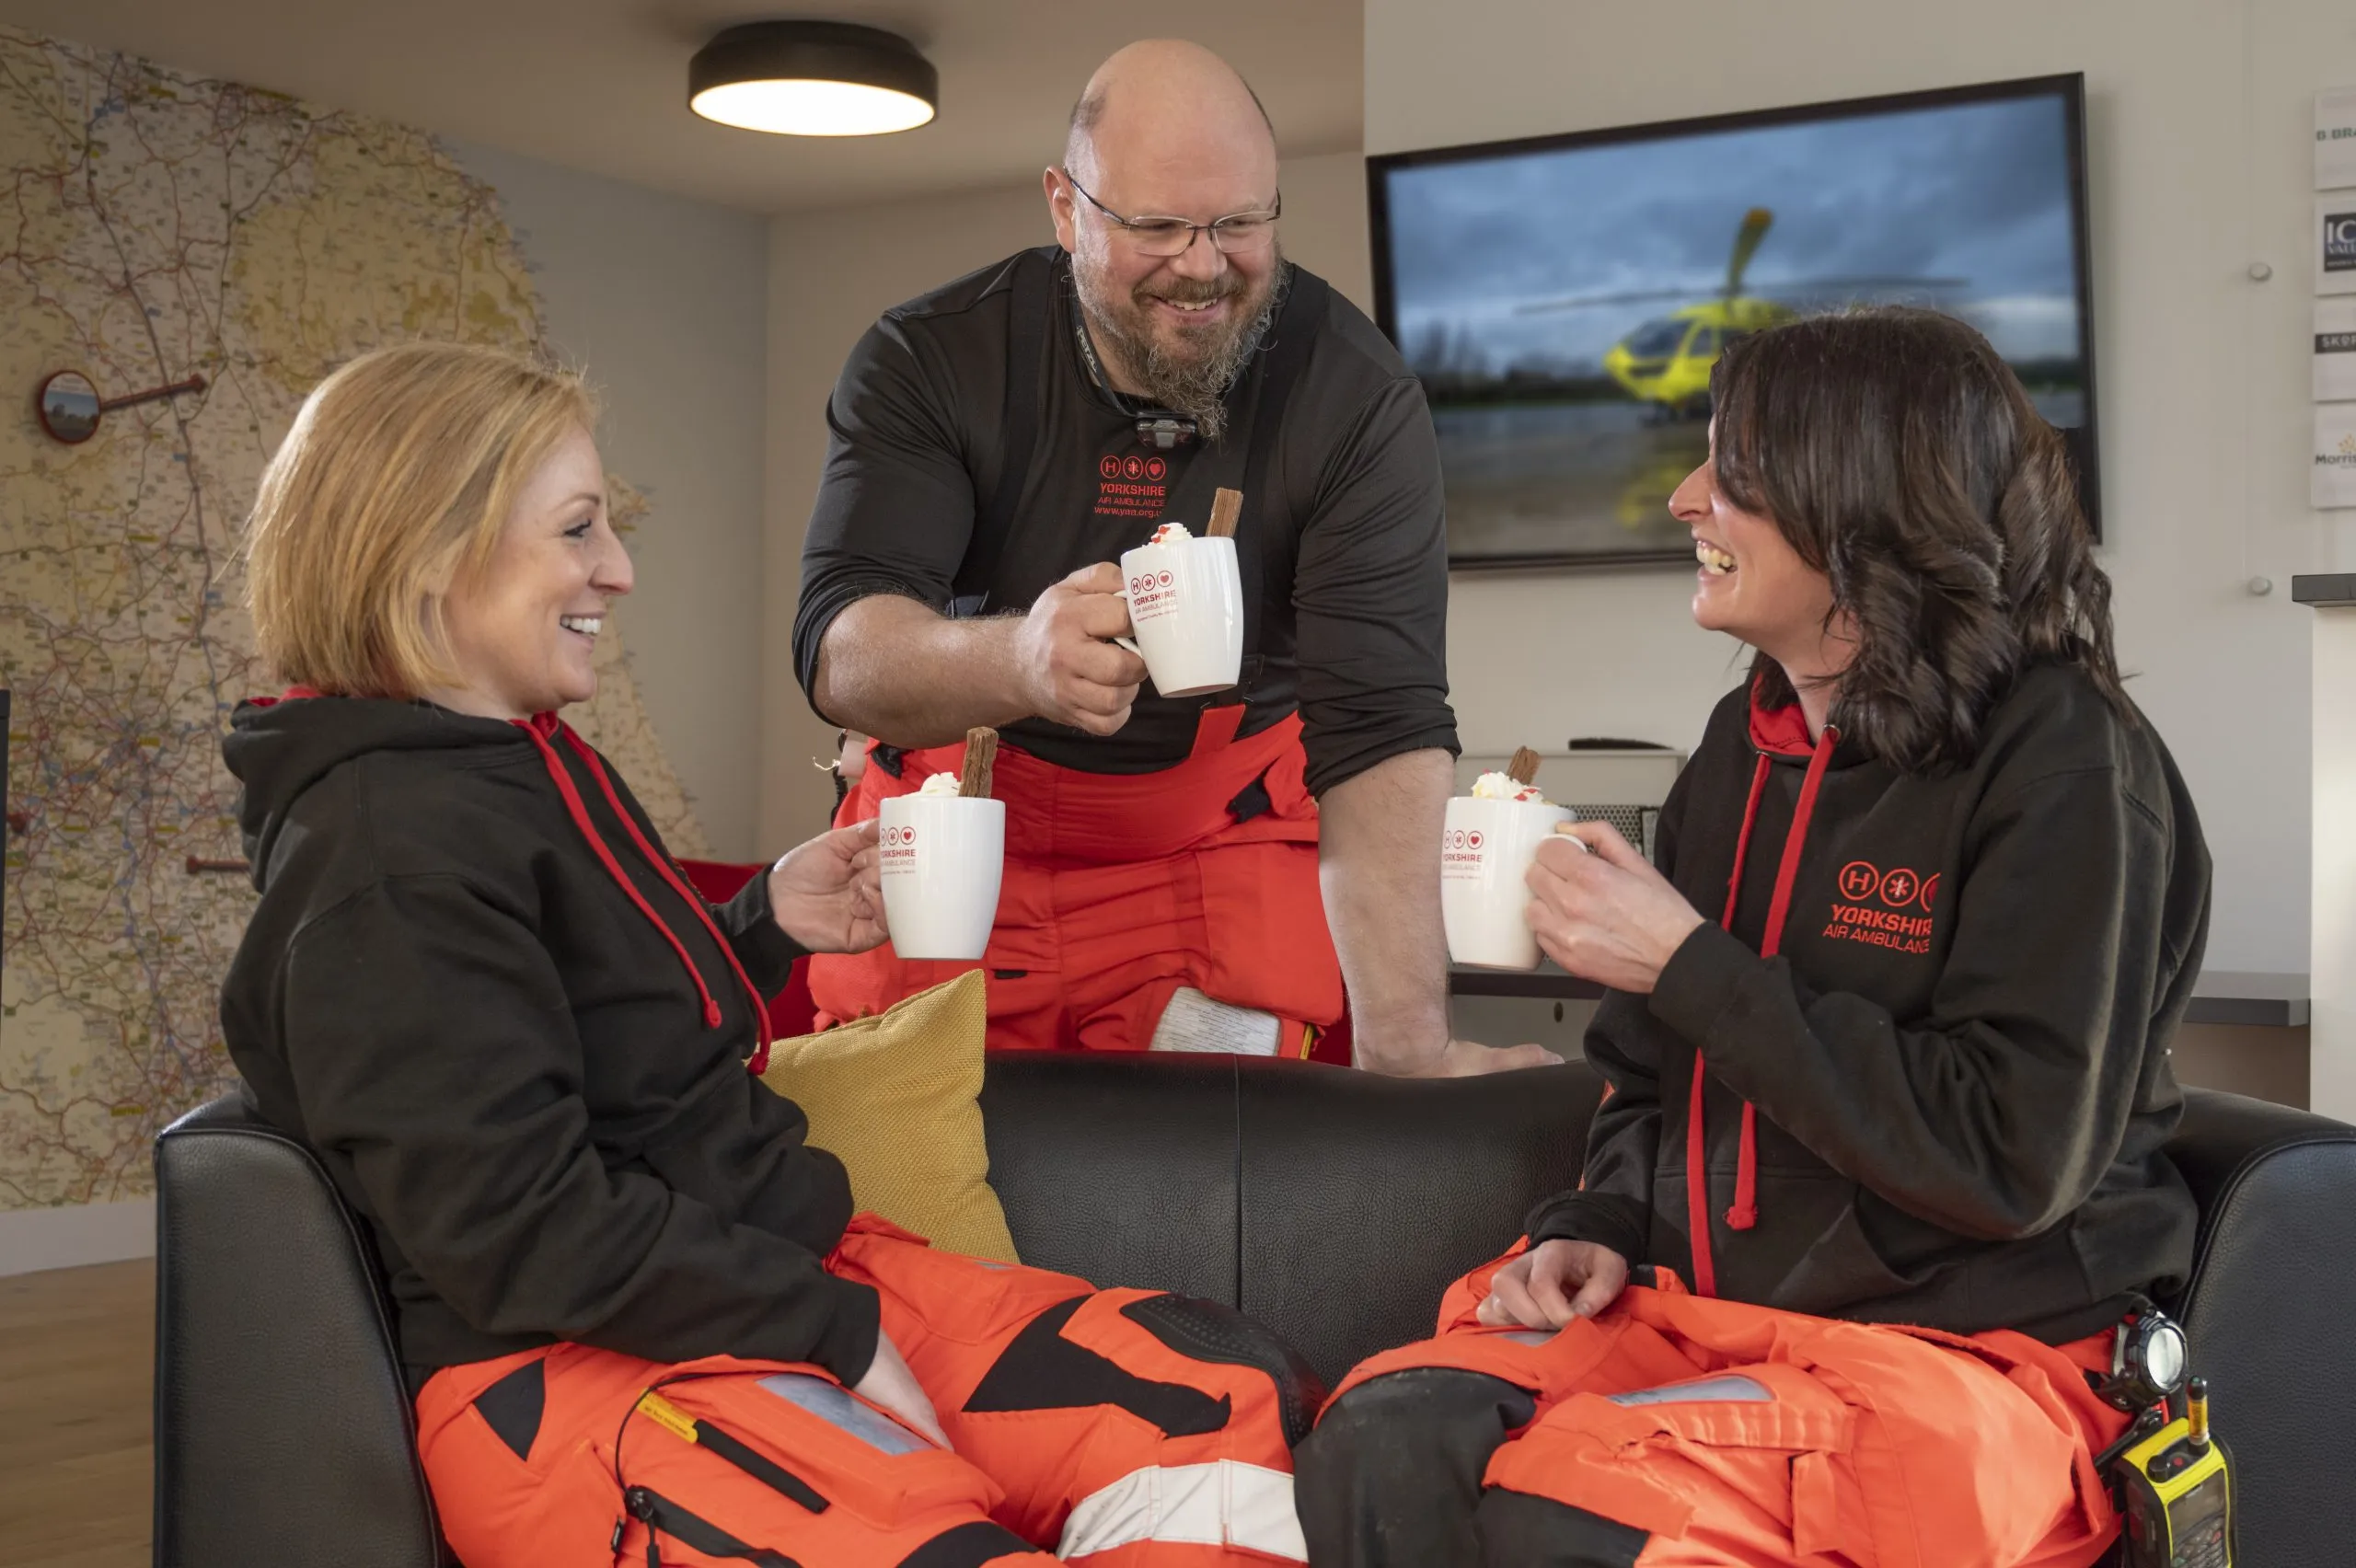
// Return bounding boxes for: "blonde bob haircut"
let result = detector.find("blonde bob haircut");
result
[244,340,598,698]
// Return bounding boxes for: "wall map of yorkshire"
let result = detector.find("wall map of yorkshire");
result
[0,27,706,1211]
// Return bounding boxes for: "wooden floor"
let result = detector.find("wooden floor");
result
[0,1260,153,1568]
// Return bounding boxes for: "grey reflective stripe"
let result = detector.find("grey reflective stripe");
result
[1498,1330,1558,1346]
[1606,1374,1773,1407]
[756,1373,934,1454]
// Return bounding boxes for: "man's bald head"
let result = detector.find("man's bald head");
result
[1064,40,1276,186]
[1050,40,1285,442]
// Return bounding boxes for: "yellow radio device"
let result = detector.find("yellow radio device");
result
[2110,1377,2235,1568]
[2085,1309,2234,1568]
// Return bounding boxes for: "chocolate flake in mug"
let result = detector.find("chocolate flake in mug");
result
[1206,487,1242,539]
[959,727,999,798]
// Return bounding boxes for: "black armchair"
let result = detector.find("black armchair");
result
[154,1057,2356,1567]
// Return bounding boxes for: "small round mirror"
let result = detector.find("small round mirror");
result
[37,370,100,444]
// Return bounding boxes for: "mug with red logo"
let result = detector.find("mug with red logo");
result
[1111,533,1243,698]
[1441,795,1575,969]
[876,792,1005,961]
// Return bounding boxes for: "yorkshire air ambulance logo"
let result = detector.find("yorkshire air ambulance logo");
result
[1440,826,1485,880]
[1823,860,1936,955]
[1092,448,1170,519]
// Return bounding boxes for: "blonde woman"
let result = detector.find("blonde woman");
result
[221,341,1314,1568]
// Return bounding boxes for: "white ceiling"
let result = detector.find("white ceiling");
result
[0,0,1365,213]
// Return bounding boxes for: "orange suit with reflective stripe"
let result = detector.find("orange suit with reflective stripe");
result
[415,1216,1311,1566]
[1311,1253,2131,1568]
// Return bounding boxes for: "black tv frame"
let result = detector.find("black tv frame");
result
[1367,72,2102,571]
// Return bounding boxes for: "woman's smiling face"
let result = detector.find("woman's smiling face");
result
[1672,435,1838,667]
[431,425,633,721]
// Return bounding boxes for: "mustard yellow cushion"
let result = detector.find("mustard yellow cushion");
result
[759,970,1018,1263]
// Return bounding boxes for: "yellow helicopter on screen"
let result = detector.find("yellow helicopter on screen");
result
[1520,208,1962,419]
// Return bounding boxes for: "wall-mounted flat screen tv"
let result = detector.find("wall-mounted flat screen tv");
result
[1369,74,2099,570]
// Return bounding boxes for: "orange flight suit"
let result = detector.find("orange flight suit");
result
[1307,1251,2131,1568]
[807,710,1344,1056]
[415,1216,1318,1566]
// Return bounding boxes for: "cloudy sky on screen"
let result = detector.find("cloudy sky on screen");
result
[1383,93,2083,371]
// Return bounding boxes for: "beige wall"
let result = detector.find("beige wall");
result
[1369,0,2356,980]
[758,151,1373,846]
[455,141,770,859]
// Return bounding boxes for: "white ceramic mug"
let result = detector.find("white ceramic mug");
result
[1113,534,1243,698]
[1441,796,1575,970]
[877,794,1006,961]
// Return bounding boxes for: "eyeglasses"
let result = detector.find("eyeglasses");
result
[1062,170,1281,258]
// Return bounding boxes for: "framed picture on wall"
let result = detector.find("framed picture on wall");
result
[1368,74,2101,571]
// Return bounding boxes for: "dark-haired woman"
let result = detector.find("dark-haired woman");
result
[1296,308,2210,1568]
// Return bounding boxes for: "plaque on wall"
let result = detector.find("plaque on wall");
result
[2319,86,2356,191]
[2318,299,2356,402]
[2320,195,2356,296]
[2316,403,2356,509]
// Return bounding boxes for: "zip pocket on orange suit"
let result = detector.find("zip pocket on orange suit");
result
[650,1365,1003,1538]
[1485,1361,1867,1555]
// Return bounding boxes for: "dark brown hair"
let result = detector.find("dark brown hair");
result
[1710,306,2125,773]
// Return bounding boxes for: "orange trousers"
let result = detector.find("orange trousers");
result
[1299,1255,2130,1568]
[415,1218,1315,1566]
[809,712,1342,1055]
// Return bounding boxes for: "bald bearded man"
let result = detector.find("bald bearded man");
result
[797,40,1549,1077]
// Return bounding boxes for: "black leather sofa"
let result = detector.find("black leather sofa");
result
[154,1055,2356,1567]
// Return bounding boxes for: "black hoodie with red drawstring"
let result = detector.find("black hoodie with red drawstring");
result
[1528,662,2210,1344]
[218,694,882,1390]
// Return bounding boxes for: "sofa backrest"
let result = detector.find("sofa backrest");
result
[2157,1090,2356,1568]
[977,1050,1245,1306]
[981,1054,1598,1384]
[154,1094,445,1568]
[156,1058,2356,1568]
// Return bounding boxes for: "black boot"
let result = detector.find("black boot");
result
[1294,1368,1536,1568]
[1475,1488,1651,1566]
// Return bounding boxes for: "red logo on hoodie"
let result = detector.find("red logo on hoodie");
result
[1822,861,1936,955]
[1092,446,1169,520]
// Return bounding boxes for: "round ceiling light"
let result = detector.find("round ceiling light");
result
[687,21,938,137]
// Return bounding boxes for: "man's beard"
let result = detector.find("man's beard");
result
[1074,244,1284,444]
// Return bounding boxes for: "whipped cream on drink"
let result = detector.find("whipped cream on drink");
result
[1148,521,1193,546]
[1470,770,1547,804]
[916,772,963,798]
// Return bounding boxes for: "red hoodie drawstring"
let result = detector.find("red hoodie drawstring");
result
[1685,755,1768,1297]
[1685,724,1839,1297]
[557,727,778,1075]
[514,716,774,1075]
